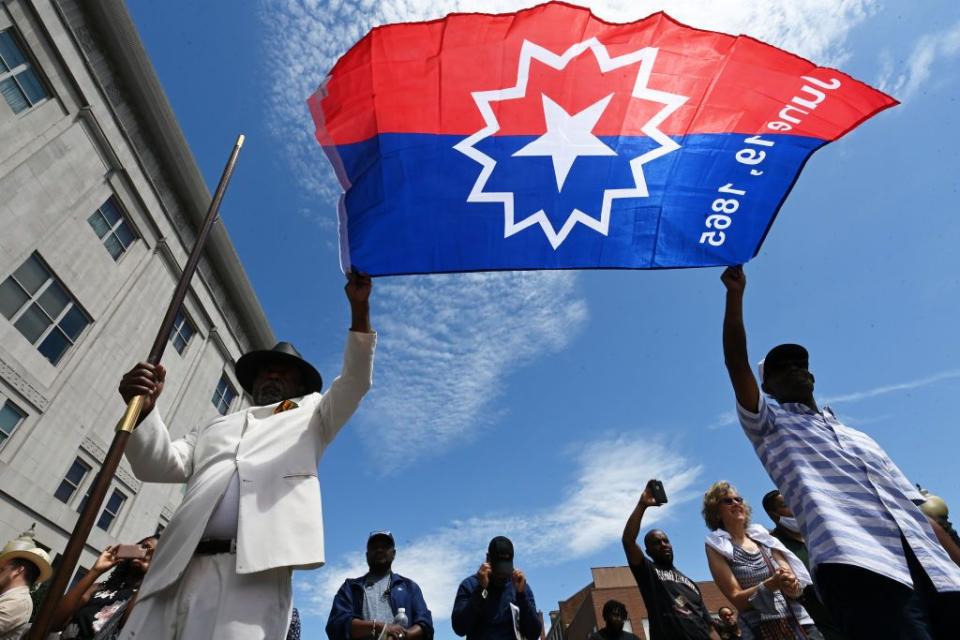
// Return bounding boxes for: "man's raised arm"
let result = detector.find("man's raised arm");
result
[317,270,376,447]
[721,266,760,413]
[622,482,658,566]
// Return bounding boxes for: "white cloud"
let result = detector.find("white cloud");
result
[879,20,960,100]
[295,434,702,621]
[362,271,586,469]
[260,0,878,466]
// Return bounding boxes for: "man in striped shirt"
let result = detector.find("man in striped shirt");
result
[720,265,960,639]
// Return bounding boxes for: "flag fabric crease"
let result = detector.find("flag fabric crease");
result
[309,1,896,276]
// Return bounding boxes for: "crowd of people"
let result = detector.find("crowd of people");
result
[1,265,959,640]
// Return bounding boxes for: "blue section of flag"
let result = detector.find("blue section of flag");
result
[329,133,823,275]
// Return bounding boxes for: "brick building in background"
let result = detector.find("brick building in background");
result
[0,0,272,580]
[546,566,732,640]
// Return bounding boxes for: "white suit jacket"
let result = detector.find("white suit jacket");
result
[125,331,375,601]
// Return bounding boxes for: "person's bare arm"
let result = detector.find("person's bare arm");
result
[622,482,659,565]
[51,546,119,630]
[928,516,960,567]
[721,266,760,413]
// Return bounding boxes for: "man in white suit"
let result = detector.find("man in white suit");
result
[116,271,375,639]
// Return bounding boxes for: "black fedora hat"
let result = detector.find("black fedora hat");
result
[235,342,322,395]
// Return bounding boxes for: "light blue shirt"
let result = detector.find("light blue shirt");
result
[738,395,960,592]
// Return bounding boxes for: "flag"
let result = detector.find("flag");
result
[309,2,896,276]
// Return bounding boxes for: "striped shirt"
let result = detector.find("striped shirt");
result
[738,396,960,592]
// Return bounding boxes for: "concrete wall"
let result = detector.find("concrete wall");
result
[0,0,270,575]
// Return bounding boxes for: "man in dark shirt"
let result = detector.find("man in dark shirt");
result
[762,490,846,640]
[622,481,719,640]
[452,536,542,640]
[714,607,743,640]
[587,600,639,640]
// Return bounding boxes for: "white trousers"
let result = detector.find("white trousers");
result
[118,554,292,640]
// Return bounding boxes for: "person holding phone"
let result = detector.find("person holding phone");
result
[451,536,542,640]
[52,536,159,639]
[622,480,720,640]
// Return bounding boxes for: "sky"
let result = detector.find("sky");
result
[126,1,960,637]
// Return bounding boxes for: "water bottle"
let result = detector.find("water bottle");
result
[394,608,408,628]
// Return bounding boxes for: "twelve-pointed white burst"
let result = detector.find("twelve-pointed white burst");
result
[454,38,689,250]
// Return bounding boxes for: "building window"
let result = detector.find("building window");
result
[0,253,90,365]
[96,488,127,531]
[87,198,136,260]
[211,375,236,416]
[0,29,49,114]
[169,310,195,354]
[54,457,91,504]
[0,400,26,448]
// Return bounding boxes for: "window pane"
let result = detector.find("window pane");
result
[65,459,89,484]
[38,328,70,364]
[58,306,87,341]
[14,303,50,343]
[0,31,26,68]
[17,68,46,104]
[37,281,69,318]
[115,221,135,248]
[12,255,49,295]
[0,77,28,114]
[104,234,124,260]
[87,211,110,239]
[0,278,29,319]
[53,481,75,503]
[96,511,114,531]
[0,53,6,73]
[100,199,121,225]
[0,401,25,436]
[105,490,124,512]
[173,333,186,354]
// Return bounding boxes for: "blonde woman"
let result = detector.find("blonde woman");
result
[702,482,822,640]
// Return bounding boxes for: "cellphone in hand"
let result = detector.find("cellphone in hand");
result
[115,544,147,560]
[647,479,668,505]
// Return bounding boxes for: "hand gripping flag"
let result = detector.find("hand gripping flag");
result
[309,2,896,275]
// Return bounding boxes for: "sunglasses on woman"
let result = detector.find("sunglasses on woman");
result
[721,496,744,505]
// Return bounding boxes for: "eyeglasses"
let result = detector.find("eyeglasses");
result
[721,496,744,505]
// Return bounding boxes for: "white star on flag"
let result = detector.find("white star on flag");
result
[513,94,617,191]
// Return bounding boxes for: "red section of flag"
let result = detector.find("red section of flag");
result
[310,2,895,146]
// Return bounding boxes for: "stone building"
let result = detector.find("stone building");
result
[546,566,732,640]
[0,0,272,578]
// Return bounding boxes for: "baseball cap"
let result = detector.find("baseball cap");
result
[487,536,514,574]
[760,344,809,382]
[367,531,395,548]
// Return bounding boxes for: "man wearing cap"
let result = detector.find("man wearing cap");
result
[0,527,52,639]
[721,266,960,639]
[452,537,542,640]
[116,271,375,639]
[326,531,433,640]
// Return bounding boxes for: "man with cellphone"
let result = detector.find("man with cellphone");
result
[452,536,542,640]
[622,480,720,640]
[326,531,434,640]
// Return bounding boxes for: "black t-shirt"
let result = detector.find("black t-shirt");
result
[587,630,640,640]
[629,560,715,640]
